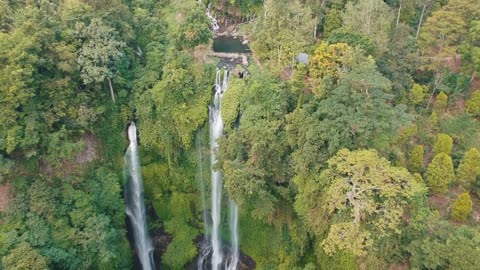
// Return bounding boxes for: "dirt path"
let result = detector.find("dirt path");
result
[0,183,13,212]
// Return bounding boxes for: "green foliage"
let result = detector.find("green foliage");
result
[221,76,244,130]
[426,153,455,193]
[162,193,199,269]
[327,30,376,55]
[409,145,424,173]
[342,0,393,51]
[433,133,453,155]
[459,20,480,76]
[0,154,14,183]
[315,247,358,270]
[136,50,213,161]
[75,18,126,101]
[323,8,342,37]
[457,148,480,188]
[238,212,286,268]
[408,219,480,270]
[0,167,129,269]
[451,192,473,222]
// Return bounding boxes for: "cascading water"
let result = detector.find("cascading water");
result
[125,122,155,270]
[206,3,220,31]
[209,69,240,270]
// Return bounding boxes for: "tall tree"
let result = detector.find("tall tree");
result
[426,153,455,193]
[342,0,393,52]
[251,0,317,68]
[75,18,126,102]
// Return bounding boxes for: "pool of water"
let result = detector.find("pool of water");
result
[213,36,250,53]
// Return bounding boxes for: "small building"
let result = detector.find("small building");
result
[297,53,309,65]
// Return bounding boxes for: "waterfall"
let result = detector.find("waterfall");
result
[125,122,155,270]
[196,134,211,270]
[209,69,240,270]
[206,3,220,31]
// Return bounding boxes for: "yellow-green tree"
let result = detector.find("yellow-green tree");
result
[433,91,448,114]
[409,145,424,173]
[457,148,480,188]
[433,133,453,155]
[466,91,480,117]
[409,83,426,105]
[295,149,424,256]
[451,192,473,222]
[2,242,48,270]
[426,153,455,193]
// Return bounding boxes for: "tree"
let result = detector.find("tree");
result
[426,153,455,193]
[409,83,426,105]
[433,91,448,114]
[466,90,480,117]
[251,0,317,68]
[457,148,480,188]
[433,133,453,155]
[418,9,467,61]
[409,145,424,173]
[75,18,126,102]
[323,8,342,37]
[296,149,423,256]
[451,192,473,222]
[459,21,480,82]
[342,0,393,52]
[2,242,48,270]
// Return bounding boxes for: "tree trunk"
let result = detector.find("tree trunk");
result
[396,0,402,27]
[108,78,116,103]
[416,1,429,39]
[426,72,443,111]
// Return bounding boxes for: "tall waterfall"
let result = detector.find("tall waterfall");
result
[209,69,240,270]
[125,122,155,270]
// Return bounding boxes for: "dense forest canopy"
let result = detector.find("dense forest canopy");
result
[1,0,480,269]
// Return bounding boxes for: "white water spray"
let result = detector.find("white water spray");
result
[125,122,155,270]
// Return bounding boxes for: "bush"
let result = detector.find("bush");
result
[409,145,424,173]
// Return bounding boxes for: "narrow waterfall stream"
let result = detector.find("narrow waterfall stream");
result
[209,69,240,270]
[125,122,155,270]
